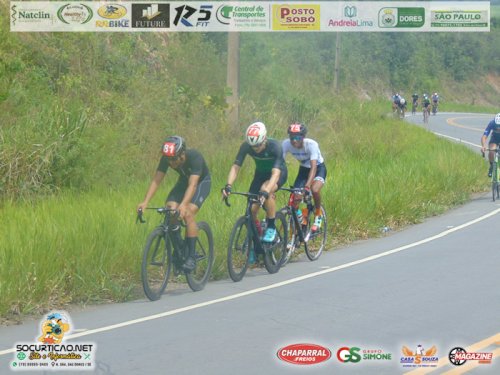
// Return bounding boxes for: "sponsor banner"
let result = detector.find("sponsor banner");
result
[10,1,490,32]
[322,1,488,32]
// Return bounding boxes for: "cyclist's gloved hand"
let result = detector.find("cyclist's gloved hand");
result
[222,184,232,198]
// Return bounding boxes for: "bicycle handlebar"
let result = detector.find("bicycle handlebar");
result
[278,186,312,196]
[223,191,265,209]
[136,207,183,225]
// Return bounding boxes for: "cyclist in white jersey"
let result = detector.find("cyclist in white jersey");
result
[282,123,327,231]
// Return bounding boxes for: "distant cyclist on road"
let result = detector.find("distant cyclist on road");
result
[422,94,431,114]
[392,93,401,113]
[481,113,500,177]
[222,122,288,244]
[137,136,211,272]
[282,123,327,232]
[431,92,439,114]
[411,93,419,114]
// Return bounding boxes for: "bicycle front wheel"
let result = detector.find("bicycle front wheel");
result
[281,208,296,266]
[227,216,251,282]
[186,221,214,292]
[263,211,288,274]
[493,162,499,202]
[141,227,172,301]
[304,205,327,261]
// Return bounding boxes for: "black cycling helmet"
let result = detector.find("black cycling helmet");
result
[162,136,186,158]
[287,123,307,137]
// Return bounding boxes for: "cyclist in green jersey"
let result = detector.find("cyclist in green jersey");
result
[222,122,288,243]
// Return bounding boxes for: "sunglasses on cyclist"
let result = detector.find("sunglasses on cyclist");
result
[290,135,304,142]
[166,155,181,162]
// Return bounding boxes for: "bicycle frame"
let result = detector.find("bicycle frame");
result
[139,208,187,271]
[279,187,311,245]
[224,192,266,254]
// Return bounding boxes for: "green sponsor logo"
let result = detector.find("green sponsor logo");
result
[431,10,488,27]
[379,8,425,28]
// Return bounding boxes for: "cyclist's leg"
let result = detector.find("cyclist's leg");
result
[488,138,499,177]
[183,176,211,271]
[261,169,287,241]
[311,164,327,230]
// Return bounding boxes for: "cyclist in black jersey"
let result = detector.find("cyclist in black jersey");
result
[222,122,287,244]
[137,136,211,272]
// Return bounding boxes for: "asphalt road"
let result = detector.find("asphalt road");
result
[1,112,499,375]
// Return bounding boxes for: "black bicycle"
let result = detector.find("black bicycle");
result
[137,208,214,301]
[224,192,287,282]
[279,187,327,265]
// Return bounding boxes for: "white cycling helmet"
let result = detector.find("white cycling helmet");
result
[400,98,406,105]
[246,122,267,146]
[495,113,500,125]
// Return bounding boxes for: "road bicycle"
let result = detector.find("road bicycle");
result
[224,192,287,282]
[278,187,327,265]
[432,102,438,115]
[423,105,430,124]
[484,148,500,201]
[411,100,418,115]
[137,208,214,301]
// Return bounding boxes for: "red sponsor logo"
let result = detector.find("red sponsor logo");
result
[277,343,331,365]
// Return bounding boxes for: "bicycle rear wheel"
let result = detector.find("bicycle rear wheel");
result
[186,221,214,292]
[263,211,288,274]
[304,205,327,261]
[141,227,171,301]
[227,216,251,282]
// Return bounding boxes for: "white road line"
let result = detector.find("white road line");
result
[433,131,481,148]
[1,207,500,357]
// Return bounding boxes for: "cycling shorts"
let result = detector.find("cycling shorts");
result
[249,169,288,195]
[167,174,211,208]
[293,164,327,188]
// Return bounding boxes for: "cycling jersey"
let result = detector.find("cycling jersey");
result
[234,139,286,174]
[483,119,500,137]
[157,149,209,181]
[432,95,439,103]
[282,138,324,168]
[422,99,431,108]
[412,95,419,103]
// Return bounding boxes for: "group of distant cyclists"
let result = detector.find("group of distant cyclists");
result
[392,92,439,120]
[137,122,326,272]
